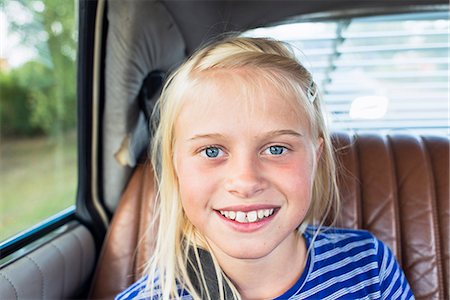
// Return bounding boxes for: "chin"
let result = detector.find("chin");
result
[219,242,276,260]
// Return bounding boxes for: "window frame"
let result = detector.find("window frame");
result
[0,0,106,261]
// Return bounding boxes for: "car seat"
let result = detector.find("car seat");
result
[89,132,449,300]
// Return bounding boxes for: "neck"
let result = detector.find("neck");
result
[211,232,307,300]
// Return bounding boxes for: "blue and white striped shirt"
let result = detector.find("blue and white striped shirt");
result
[116,227,414,299]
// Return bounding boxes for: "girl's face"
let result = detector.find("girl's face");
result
[174,69,322,263]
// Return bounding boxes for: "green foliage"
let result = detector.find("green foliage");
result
[0,71,35,135]
[1,0,77,137]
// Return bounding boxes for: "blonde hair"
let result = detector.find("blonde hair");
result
[146,36,340,299]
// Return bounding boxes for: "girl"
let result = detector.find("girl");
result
[116,36,413,300]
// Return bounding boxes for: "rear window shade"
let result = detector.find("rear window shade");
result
[244,11,449,135]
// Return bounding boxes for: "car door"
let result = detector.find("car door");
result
[0,0,107,298]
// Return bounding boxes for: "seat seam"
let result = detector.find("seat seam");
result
[49,242,66,298]
[386,135,402,266]
[0,271,18,299]
[72,228,85,283]
[354,133,363,229]
[421,136,445,298]
[337,132,361,229]
[26,255,45,299]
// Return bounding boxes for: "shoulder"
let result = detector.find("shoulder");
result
[299,226,413,299]
[299,227,382,298]
[305,227,400,271]
[305,226,379,255]
[304,226,382,273]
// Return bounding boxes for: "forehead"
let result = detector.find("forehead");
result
[175,68,311,135]
[184,68,306,116]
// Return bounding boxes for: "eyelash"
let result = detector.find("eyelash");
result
[198,144,290,159]
[199,145,225,158]
[263,145,289,156]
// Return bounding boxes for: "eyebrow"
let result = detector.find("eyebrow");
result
[188,133,226,141]
[188,129,303,141]
[265,129,303,139]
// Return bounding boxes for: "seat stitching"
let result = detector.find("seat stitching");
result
[26,255,44,299]
[49,243,65,298]
[421,136,445,298]
[386,135,402,266]
[0,271,19,299]
[72,228,85,283]
[336,132,361,229]
[354,133,363,229]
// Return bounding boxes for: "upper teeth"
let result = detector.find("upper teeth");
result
[219,209,275,223]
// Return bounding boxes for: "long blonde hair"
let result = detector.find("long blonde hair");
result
[146,36,340,299]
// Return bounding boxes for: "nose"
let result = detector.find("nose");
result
[224,155,268,199]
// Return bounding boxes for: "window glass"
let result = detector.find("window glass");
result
[243,11,449,135]
[0,0,77,241]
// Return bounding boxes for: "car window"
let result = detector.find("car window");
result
[0,0,77,241]
[243,11,449,136]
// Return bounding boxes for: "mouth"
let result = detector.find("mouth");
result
[217,208,276,224]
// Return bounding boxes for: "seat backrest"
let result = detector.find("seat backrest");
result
[88,132,449,300]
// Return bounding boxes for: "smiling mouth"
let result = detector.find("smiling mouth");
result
[218,209,276,223]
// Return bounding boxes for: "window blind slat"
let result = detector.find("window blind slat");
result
[244,11,449,135]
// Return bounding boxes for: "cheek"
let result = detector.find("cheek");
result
[177,166,205,227]
[176,158,218,213]
[273,158,315,202]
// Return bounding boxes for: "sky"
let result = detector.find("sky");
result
[0,5,37,68]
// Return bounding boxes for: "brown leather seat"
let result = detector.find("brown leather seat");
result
[89,132,449,299]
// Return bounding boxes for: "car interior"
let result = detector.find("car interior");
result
[0,1,448,299]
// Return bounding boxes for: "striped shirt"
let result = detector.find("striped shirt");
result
[116,227,414,299]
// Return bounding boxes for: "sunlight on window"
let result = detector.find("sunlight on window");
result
[244,12,449,135]
[350,96,389,120]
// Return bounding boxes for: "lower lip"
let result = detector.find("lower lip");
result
[215,210,278,233]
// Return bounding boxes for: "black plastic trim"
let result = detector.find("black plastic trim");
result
[76,0,107,251]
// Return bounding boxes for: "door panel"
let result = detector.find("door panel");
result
[0,222,95,299]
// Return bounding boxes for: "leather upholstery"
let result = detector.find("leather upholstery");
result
[89,162,156,299]
[89,132,449,299]
[332,133,449,300]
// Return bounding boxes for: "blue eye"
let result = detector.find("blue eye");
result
[202,146,223,158]
[266,145,286,155]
